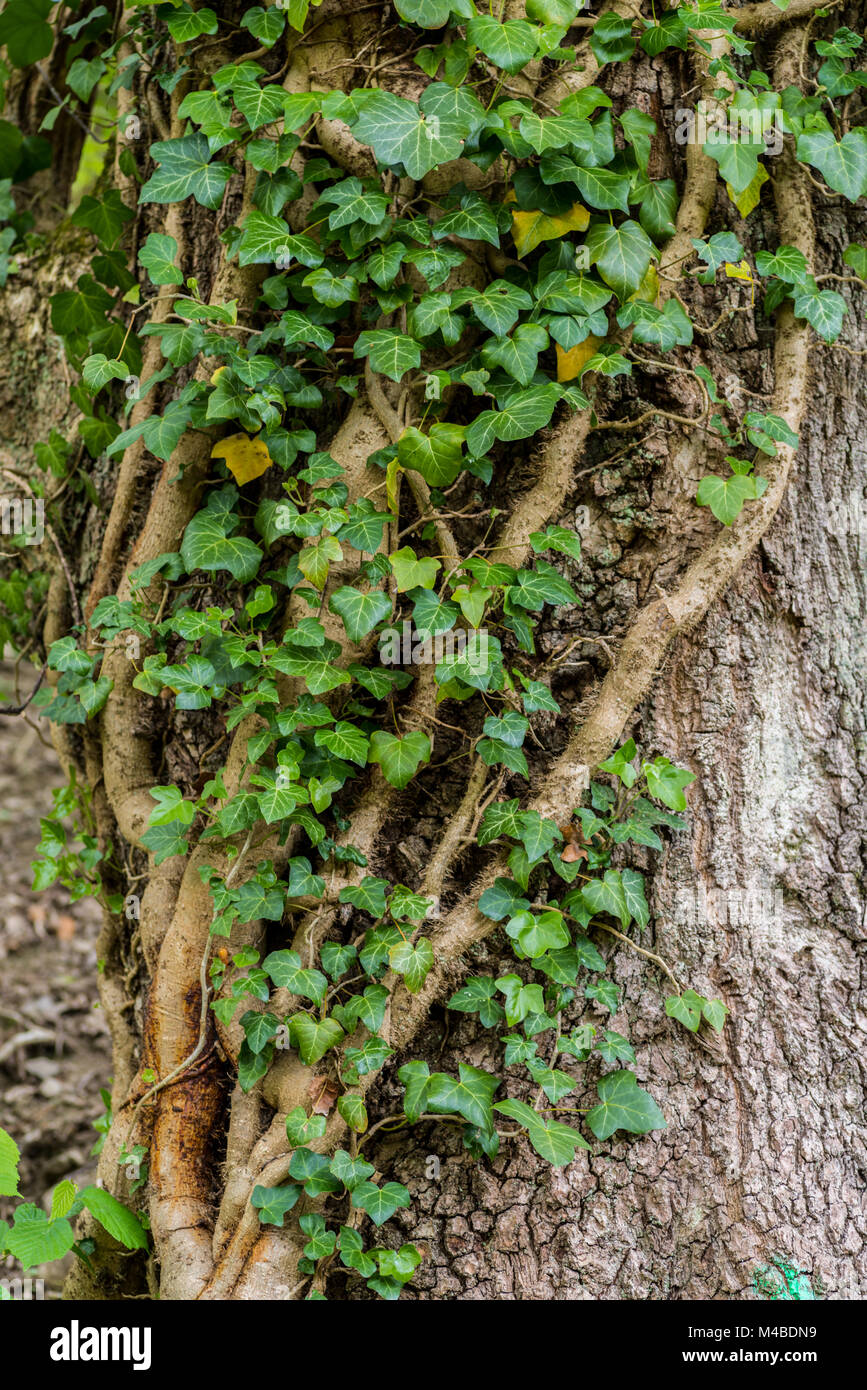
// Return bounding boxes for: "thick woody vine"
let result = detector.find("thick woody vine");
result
[0,0,864,1301]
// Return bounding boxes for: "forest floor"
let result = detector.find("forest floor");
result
[0,658,111,1294]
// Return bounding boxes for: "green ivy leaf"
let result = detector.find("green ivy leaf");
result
[389,937,434,993]
[586,1069,666,1140]
[252,1183,302,1226]
[351,1180,411,1227]
[181,508,263,583]
[354,329,421,382]
[466,15,538,73]
[426,1064,500,1131]
[140,134,233,210]
[329,586,392,642]
[586,219,655,300]
[287,1013,345,1066]
[368,730,432,789]
[494,1098,590,1165]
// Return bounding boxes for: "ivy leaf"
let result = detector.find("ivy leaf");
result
[238,212,323,268]
[496,974,546,1026]
[73,1186,138,1263]
[139,231,184,285]
[339,876,389,916]
[350,88,469,179]
[466,384,559,456]
[233,81,288,131]
[351,1180,411,1227]
[620,867,649,929]
[505,908,570,958]
[511,202,589,257]
[168,6,218,41]
[433,192,501,247]
[696,472,764,526]
[589,12,636,64]
[329,586,392,642]
[726,164,768,218]
[666,991,703,1032]
[287,1013,345,1066]
[530,524,582,561]
[389,937,434,993]
[586,1069,666,1140]
[478,799,524,845]
[527,1059,577,1103]
[82,353,128,392]
[140,134,233,210]
[643,757,695,811]
[211,433,275,486]
[586,219,654,300]
[337,1095,369,1134]
[742,411,798,455]
[637,178,679,240]
[252,1183,302,1226]
[368,730,431,789]
[619,108,657,171]
[508,561,577,611]
[388,546,440,591]
[181,508,263,582]
[286,856,327,897]
[569,165,631,214]
[478,878,531,921]
[466,15,538,73]
[457,279,533,337]
[755,245,809,285]
[354,329,421,382]
[394,0,459,25]
[397,424,465,487]
[704,132,763,194]
[582,869,630,930]
[139,821,189,865]
[796,127,867,202]
[336,498,393,552]
[791,279,847,343]
[319,176,389,229]
[843,242,867,280]
[298,534,343,590]
[482,322,549,386]
[240,1010,280,1055]
[597,1029,636,1065]
[448,976,505,1027]
[426,1064,500,1131]
[330,1149,375,1192]
[264,951,328,1005]
[241,5,287,46]
[494,1098,590,1165]
[702,997,730,1032]
[0,0,54,67]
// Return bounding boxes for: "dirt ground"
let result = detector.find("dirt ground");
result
[0,659,112,1294]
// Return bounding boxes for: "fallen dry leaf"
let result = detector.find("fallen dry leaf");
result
[309,1076,339,1116]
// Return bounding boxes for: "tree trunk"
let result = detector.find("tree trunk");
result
[0,0,864,1302]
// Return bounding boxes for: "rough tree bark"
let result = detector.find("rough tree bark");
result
[0,0,864,1302]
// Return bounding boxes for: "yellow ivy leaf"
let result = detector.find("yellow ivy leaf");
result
[630,263,659,305]
[556,336,602,382]
[511,202,590,258]
[724,259,753,282]
[210,365,227,386]
[726,164,768,219]
[386,454,402,517]
[211,433,274,485]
